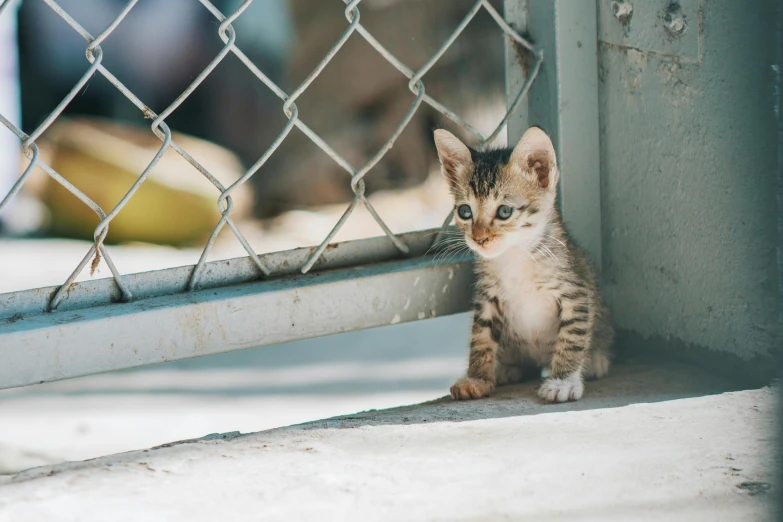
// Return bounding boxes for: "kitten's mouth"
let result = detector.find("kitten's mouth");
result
[467,238,504,259]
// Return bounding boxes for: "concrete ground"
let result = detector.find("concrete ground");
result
[0,380,777,521]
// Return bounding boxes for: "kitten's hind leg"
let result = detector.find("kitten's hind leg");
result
[497,354,541,386]
[495,363,524,386]
[582,349,611,380]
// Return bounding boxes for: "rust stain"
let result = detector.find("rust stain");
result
[90,250,102,276]
[507,29,535,77]
[5,313,23,324]
[65,282,78,298]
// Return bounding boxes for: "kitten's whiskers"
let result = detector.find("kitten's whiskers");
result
[539,243,560,264]
[536,245,557,265]
[546,234,567,249]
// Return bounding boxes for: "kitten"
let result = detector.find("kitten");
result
[433,127,614,402]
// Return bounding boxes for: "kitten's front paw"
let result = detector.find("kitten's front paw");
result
[450,378,493,400]
[538,372,584,402]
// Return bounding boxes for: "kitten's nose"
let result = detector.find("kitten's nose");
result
[473,228,491,246]
[472,223,492,246]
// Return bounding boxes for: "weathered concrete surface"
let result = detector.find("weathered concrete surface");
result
[0,379,777,521]
[597,0,781,361]
[0,354,760,473]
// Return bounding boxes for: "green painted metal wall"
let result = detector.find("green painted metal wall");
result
[595,0,781,365]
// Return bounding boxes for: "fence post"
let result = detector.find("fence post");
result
[516,0,602,271]
[504,0,529,144]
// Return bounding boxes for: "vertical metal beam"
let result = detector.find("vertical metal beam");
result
[776,0,783,361]
[504,0,530,144]
[522,0,603,270]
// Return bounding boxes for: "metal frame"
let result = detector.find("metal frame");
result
[0,230,474,389]
[518,0,602,270]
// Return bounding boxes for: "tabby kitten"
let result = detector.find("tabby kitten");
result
[433,127,613,402]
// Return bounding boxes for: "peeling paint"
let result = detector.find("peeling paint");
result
[658,60,693,106]
[417,312,426,320]
[441,285,448,294]
[663,1,687,37]
[390,314,401,325]
[611,0,633,29]
[623,48,648,94]
[403,298,411,310]
[598,0,701,63]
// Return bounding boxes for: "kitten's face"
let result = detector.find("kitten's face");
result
[433,127,558,260]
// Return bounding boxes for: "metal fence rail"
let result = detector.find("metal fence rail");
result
[0,0,542,389]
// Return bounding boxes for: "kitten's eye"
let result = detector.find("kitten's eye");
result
[496,205,513,220]
[457,204,473,220]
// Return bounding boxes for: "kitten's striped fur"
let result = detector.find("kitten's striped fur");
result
[434,127,614,402]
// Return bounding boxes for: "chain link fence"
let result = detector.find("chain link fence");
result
[0,0,541,313]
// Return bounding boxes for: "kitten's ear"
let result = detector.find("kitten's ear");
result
[433,129,472,187]
[509,126,558,189]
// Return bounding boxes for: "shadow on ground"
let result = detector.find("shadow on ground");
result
[297,356,761,429]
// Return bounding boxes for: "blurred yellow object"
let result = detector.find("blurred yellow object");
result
[34,118,251,246]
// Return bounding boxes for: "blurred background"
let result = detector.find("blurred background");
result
[0,0,512,473]
[0,0,513,291]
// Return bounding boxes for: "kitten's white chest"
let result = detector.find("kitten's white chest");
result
[490,253,559,361]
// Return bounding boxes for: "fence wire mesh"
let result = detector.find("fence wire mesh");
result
[0,0,541,312]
